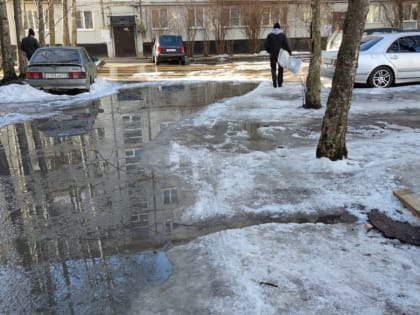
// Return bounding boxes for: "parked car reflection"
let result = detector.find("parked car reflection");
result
[32,100,102,137]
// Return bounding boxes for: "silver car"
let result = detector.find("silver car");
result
[321,31,420,88]
[25,47,98,93]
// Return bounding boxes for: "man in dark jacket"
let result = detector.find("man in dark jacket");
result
[20,29,40,60]
[264,22,292,88]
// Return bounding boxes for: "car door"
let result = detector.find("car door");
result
[385,35,420,80]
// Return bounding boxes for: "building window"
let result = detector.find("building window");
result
[24,11,38,30]
[125,148,142,164]
[77,11,93,30]
[188,7,204,28]
[24,10,49,32]
[163,188,177,204]
[262,9,270,26]
[366,4,383,23]
[130,212,149,225]
[262,7,282,27]
[152,9,168,29]
[222,8,241,27]
[122,115,143,144]
[403,3,417,20]
[230,8,240,27]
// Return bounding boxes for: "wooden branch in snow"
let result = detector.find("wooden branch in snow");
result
[368,209,420,246]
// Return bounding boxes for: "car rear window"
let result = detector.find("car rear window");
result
[360,36,383,51]
[159,36,182,46]
[31,49,81,64]
[387,36,420,53]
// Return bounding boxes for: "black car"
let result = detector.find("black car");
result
[152,35,186,65]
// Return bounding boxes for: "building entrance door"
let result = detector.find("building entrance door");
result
[113,25,136,57]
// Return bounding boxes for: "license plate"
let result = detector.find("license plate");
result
[324,58,333,65]
[44,73,69,79]
[166,49,176,52]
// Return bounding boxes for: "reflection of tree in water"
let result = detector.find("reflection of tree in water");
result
[0,82,257,313]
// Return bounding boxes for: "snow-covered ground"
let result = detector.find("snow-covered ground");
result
[1,71,419,314]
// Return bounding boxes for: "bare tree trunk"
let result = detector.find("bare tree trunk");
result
[316,0,370,160]
[417,0,420,28]
[210,0,228,54]
[37,0,45,46]
[392,0,404,29]
[71,0,77,46]
[202,27,210,56]
[0,0,18,82]
[181,5,197,57]
[48,0,55,46]
[304,0,322,109]
[241,1,264,53]
[62,0,70,46]
[13,0,26,77]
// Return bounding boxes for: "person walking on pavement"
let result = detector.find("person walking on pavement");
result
[20,28,40,61]
[264,22,292,88]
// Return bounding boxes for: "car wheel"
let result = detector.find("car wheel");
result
[368,66,394,88]
[180,56,186,65]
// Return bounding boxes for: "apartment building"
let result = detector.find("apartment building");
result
[6,0,420,58]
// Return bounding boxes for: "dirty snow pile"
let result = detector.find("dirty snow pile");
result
[134,82,420,315]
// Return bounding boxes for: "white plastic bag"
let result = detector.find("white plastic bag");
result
[278,48,302,76]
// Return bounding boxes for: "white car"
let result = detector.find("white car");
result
[25,47,98,93]
[321,31,420,88]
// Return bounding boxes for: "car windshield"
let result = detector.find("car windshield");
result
[159,36,182,46]
[31,49,81,64]
[360,36,383,51]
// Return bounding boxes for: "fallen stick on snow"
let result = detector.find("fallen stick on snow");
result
[368,209,420,246]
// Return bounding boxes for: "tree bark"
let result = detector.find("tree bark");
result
[48,0,55,46]
[304,0,322,109]
[241,1,264,53]
[71,0,77,46]
[417,0,420,29]
[13,0,26,77]
[316,0,370,160]
[37,0,45,46]
[392,0,404,29]
[62,0,70,46]
[368,209,420,245]
[0,0,18,83]
[210,0,228,54]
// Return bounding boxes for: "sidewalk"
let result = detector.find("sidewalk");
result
[101,52,311,65]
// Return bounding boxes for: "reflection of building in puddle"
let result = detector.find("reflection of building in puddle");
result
[0,84,257,255]
[0,82,256,313]
[0,82,257,259]
[114,82,256,228]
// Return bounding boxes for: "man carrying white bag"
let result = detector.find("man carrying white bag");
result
[264,22,293,88]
